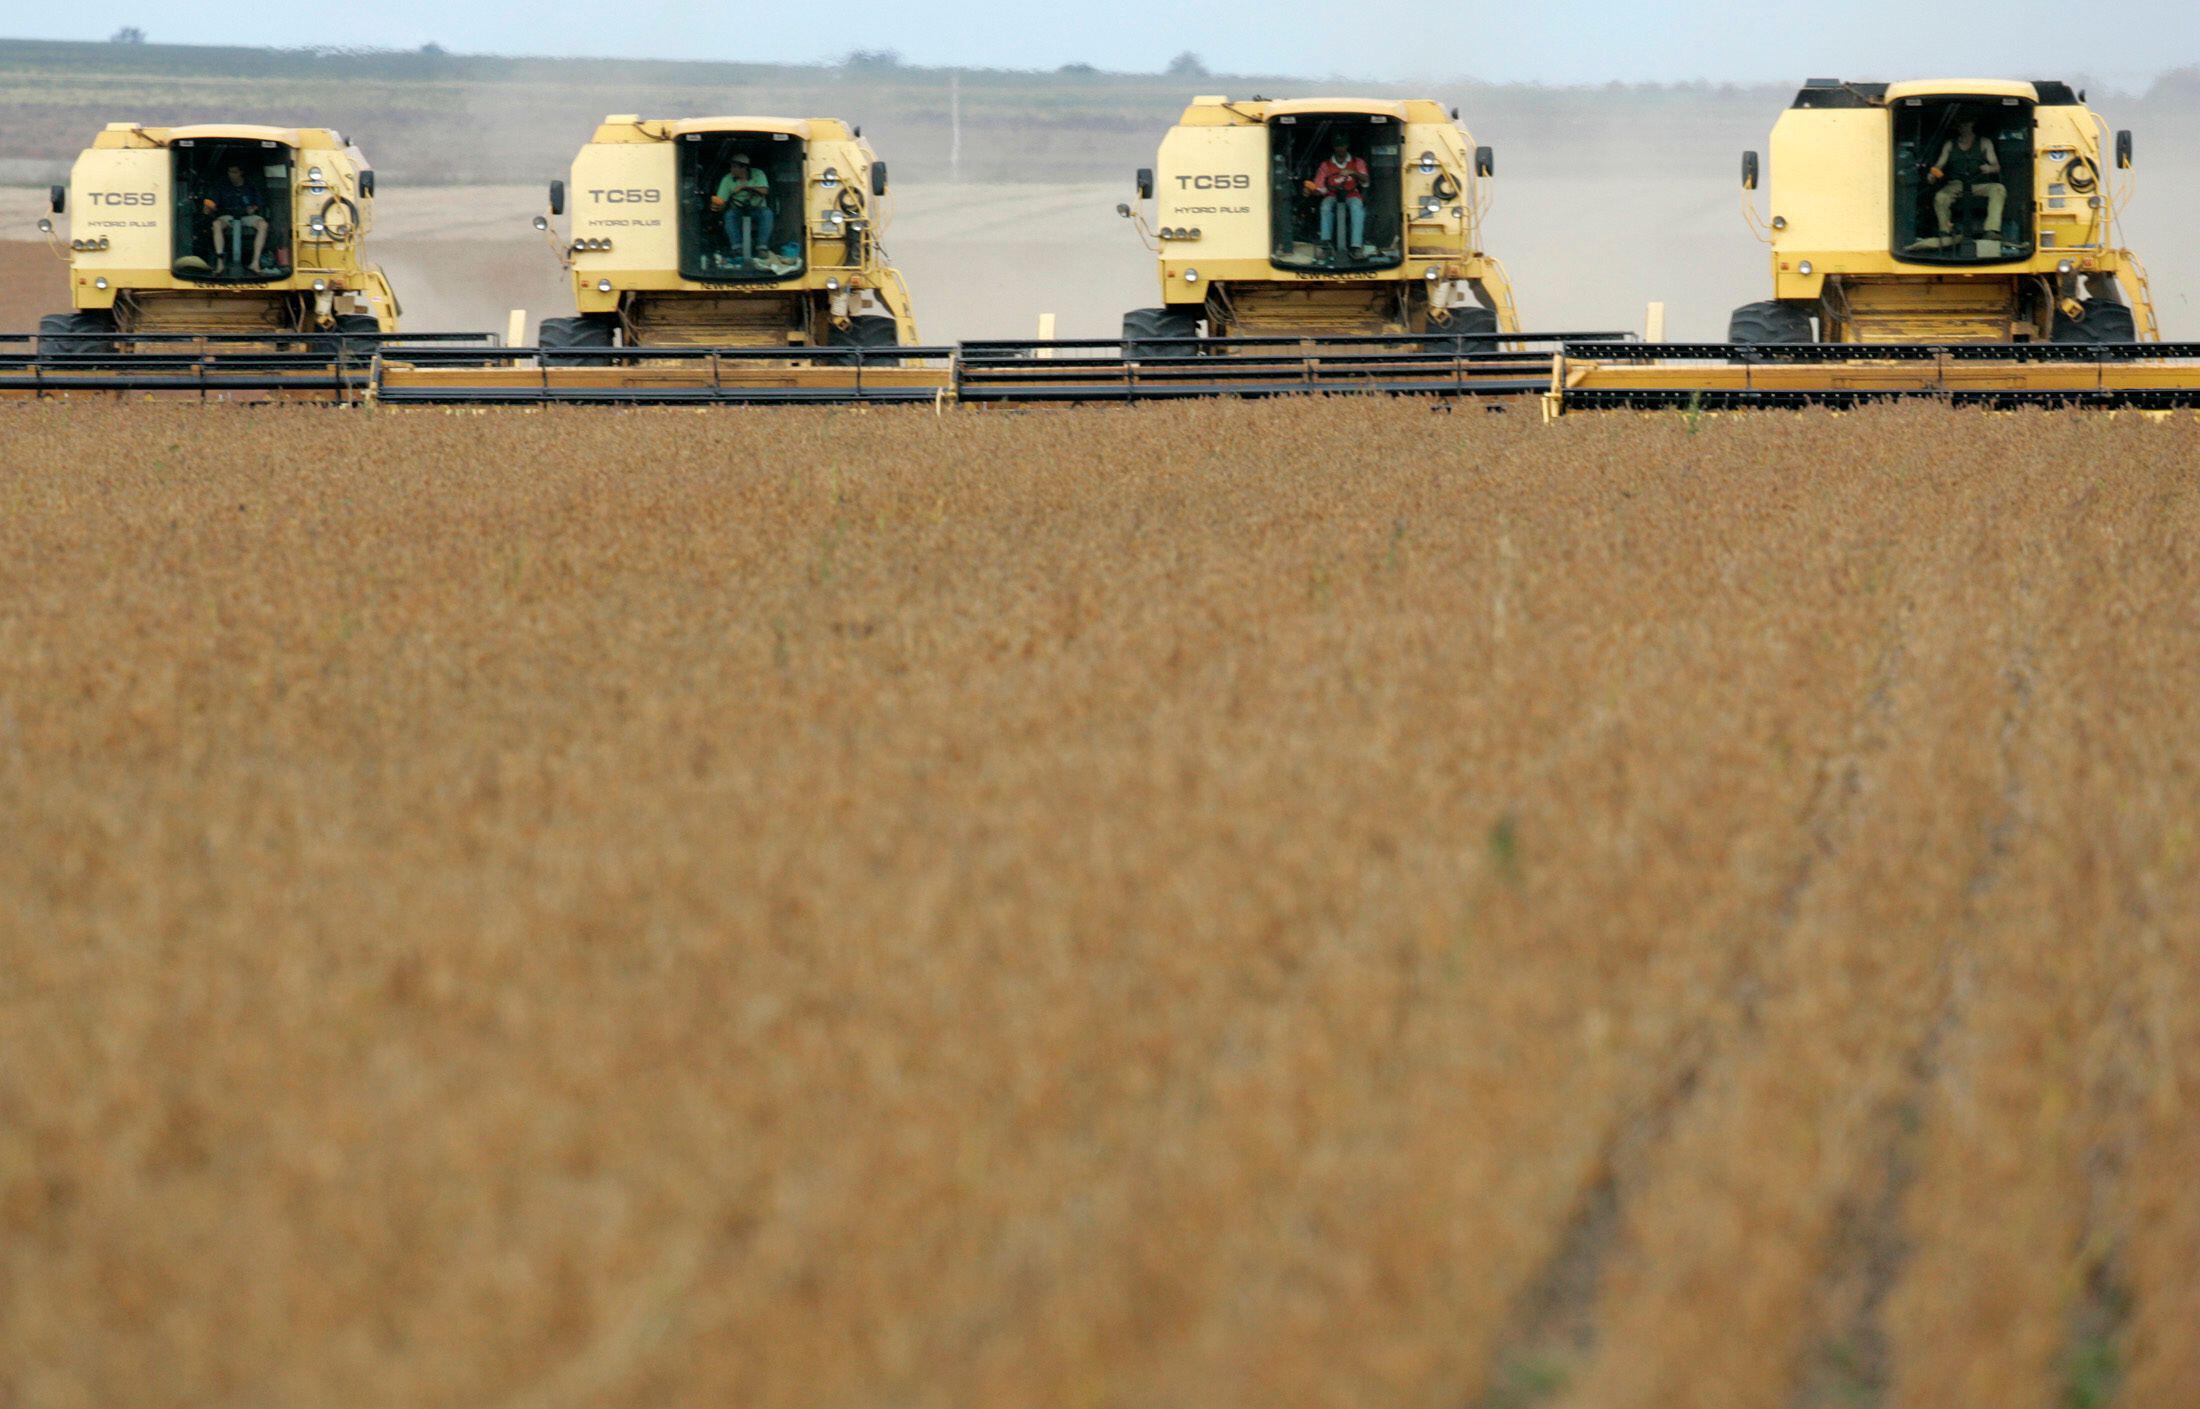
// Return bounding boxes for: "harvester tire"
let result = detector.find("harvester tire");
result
[2051,299,2138,350]
[538,315,617,366]
[1728,300,1816,354]
[1443,305,1501,346]
[37,310,116,360]
[828,314,903,367]
[1122,306,1201,360]
[318,313,382,364]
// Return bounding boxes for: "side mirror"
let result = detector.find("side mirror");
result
[870,161,888,197]
[1742,151,1760,191]
[359,170,376,197]
[37,217,53,234]
[1475,145,1495,178]
[548,179,566,216]
[1116,203,1131,218]
[49,184,65,214]
[2116,130,2134,170]
[532,215,550,232]
[1135,167,1154,200]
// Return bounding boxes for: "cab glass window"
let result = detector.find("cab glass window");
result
[1267,114,1403,274]
[172,139,293,283]
[1893,98,2035,265]
[677,131,806,282]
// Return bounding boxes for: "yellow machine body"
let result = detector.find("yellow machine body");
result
[1130,95,1519,338]
[1744,79,2157,343]
[547,115,918,347]
[52,123,399,335]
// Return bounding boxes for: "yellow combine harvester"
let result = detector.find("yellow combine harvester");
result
[1117,95,1519,344]
[1733,79,2157,345]
[36,122,399,353]
[534,115,918,354]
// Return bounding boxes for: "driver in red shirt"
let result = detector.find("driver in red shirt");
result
[1305,134,1373,260]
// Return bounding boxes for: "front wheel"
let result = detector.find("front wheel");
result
[537,314,617,366]
[827,314,904,367]
[1728,299,1816,361]
[37,310,117,360]
[317,313,382,364]
[2050,298,2138,352]
[1437,305,1501,346]
[1122,306,1201,360]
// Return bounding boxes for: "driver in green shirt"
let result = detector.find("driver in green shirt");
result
[710,153,773,265]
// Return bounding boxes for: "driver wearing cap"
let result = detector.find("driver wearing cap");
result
[1305,134,1374,261]
[710,152,774,266]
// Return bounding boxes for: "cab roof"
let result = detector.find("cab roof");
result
[1790,78,2081,109]
[595,115,853,142]
[96,122,318,148]
[1179,96,1446,126]
[670,116,814,139]
[1263,97,1411,121]
[1886,79,2039,102]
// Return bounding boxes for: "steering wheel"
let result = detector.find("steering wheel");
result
[318,195,360,240]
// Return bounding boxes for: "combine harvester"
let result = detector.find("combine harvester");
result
[1728,78,2154,347]
[1556,77,2196,410]
[33,122,400,352]
[0,121,500,400]
[942,90,1567,404]
[369,113,939,405]
[947,91,1558,403]
[530,113,919,357]
[1114,94,1519,346]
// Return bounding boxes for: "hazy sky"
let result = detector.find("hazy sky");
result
[15,1,2197,86]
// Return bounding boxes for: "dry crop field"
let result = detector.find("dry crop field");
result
[2,399,2197,1408]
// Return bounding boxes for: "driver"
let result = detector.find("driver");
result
[1305,134,1373,261]
[205,162,270,275]
[1922,116,2006,249]
[710,152,773,266]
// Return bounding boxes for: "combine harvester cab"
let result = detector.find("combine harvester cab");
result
[1117,95,1520,345]
[534,115,919,356]
[36,122,399,354]
[1732,79,2157,346]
